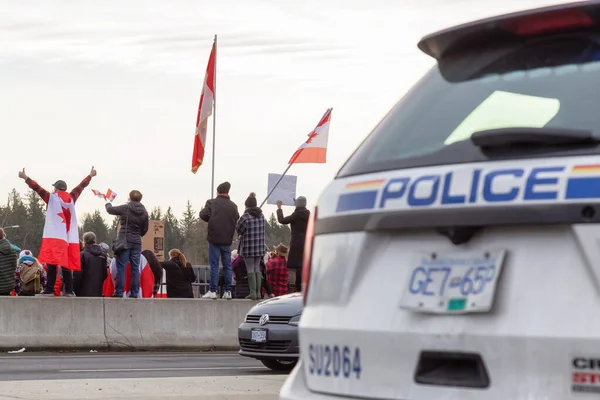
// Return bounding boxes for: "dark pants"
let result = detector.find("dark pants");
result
[115,243,142,297]
[208,243,232,292]
[43,264,73,295]
[295,268,302,292]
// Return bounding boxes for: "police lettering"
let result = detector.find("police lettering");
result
[380,167,565,208]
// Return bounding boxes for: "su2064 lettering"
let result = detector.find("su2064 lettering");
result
[308,344,361,379]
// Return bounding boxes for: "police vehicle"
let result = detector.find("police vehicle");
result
[280,2,600,399]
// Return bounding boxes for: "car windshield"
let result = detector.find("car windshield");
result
[338,35,600,177]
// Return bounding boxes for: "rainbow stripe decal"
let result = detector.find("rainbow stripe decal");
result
[572,164,600,173]
[566,164,600,199]
[336,179,386,212]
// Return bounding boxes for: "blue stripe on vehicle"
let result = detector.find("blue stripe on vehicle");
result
[565,177,600,199]
[336,191,378,212]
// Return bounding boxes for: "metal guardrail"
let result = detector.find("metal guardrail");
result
[156,265,236,298]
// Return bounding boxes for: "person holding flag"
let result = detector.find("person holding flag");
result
[104,190,149,298]
[18,166,97,297]
[277,197,310,292]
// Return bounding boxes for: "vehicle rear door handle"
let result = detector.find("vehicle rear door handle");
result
[414,351,490,389]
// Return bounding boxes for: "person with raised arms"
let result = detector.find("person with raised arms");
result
[18,167,97,297]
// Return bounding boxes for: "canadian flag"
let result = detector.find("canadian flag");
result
[91,188,117,202]
[289,108,332,164]
[105,189,117,202]
[102,255,155,298]
[191,40,216,173]
[38,192,80,271]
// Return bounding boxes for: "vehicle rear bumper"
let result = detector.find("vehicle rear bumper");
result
[280,360,355,400]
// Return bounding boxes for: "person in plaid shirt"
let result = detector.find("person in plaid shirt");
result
[266,244,289,298]
[236,192,266,300]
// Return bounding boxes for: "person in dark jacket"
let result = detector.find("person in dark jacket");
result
[277,196,310,292]
[105,190,149,298]
[0,228,17,296]
[161,249,196,298]
[237,192,266,300]
[74,232,108,297]
[199,181,239,300]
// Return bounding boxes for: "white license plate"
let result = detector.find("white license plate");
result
[399,250,506,314]
[251,328,267,343]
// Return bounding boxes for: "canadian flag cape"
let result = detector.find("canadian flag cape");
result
[38,192,80,271]
[102,255,155,298]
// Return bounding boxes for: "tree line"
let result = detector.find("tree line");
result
[0,190,291,265]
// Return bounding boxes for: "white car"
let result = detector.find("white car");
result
[280,2,600,399]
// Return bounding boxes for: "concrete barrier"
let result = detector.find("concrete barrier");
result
[0,297,256,350]
[103,298,255,350]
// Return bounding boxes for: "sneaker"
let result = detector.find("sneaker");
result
[222,291,232,300]
[202,291,218,300]
[36,292,54,297]
[64,292,76,298]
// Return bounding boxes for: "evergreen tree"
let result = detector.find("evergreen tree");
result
[150,206,163,220]
[164,206,184,254]
[80,210,111,245]
[25,190,45,252]
[265,212,290,249]
[3,190,29,249]
[180,201,201,263]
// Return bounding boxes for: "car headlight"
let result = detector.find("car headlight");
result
[288,314,301,326]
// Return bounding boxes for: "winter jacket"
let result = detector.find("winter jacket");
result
[105,201,149,246]
[0,239,17,295]
[277,207,310,269]
[237,207,266,258]
[74,244,108,297]
[199,195,239,246]
[161,259,196,298]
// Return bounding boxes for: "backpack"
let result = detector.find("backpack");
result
[20,264,41,295]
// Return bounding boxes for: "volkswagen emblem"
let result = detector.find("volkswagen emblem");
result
[259,314,269,326]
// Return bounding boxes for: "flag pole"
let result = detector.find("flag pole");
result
[259,163,293,209]
[210,34,218,198]
[259,107,332,208]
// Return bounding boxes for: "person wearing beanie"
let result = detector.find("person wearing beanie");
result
[199,181,239,300]
[236,192,266,300]
[276,196,310,292]
[15,249,47,296]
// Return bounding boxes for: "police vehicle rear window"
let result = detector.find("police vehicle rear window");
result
[337,35,600,178]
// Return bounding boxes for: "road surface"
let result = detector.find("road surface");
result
[0,351,288,399]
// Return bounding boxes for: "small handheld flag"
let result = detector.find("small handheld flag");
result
[91,189,105,199]
[91,189,118,202]
[105,189,117,202]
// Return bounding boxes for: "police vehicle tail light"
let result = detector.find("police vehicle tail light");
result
[302,206,317,305]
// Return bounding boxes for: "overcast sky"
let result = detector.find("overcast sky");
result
[0,0,567,220]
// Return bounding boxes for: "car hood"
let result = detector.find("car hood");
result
[248,293,303,317]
